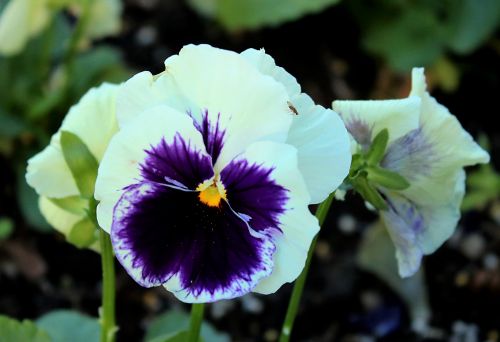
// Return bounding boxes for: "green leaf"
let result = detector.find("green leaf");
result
[49,196,88,216]
[352,176,388,211]
[445,0,500,54]
[144,310,229,342]
[60,131,98,199]
[36,310,100,342]
[0,217,14,240]
[366,165,410,190]
[68,217,98,249]
[362,6,445,71]
[0,315,51,342]
[148,331,195,342]
[213,0,341,31]
[69,46,131,100]
[365,128,388,165]
[0,109,26,138]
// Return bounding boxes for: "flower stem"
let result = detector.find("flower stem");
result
[99,229,117,342]
[187,303,205,342]
[279,193,335,342]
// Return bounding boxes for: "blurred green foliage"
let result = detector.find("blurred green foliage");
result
[36,310,100,342]
[0,10,130,232]
[0,315,51,342]
[187,0,341,31]
[144,310,229,342]
[349,0,500,71]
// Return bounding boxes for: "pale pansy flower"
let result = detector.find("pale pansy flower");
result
[69,0,122,40]
[333,68,489,277]
[0,0,51,56]
[95,44,351,302]
[26,83,119,244]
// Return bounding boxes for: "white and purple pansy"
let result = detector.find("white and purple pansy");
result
[95,44,351,302]
[333,68,490,277]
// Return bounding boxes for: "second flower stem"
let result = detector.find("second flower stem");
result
[279,193,335,342]
[187,303,205,342]
[100,229,117,342]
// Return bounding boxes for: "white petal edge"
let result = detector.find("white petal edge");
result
[410,67,490,168]
[229,141,319,294]
[241,48,351,203]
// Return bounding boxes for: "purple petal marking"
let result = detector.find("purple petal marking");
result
[220,159,289,232]
[190,109,226,164]
[381,194,425,277]
[140,133,214,189]
[111,181,276,301]
[343,117,372,149]
[382,128,435,181]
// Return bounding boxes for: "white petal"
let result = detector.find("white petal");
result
[287,94,351,203]
[241,48,351,203]
[39,196,81,237]
[220,141,319,295]
[410,67,490,168]
[94,105,208,233]
[332,96,421,145]
[26,83,119,198]
[118,44,292,169]
[240,48,301,97]
[26,141,78,198]
[59,83,119,161]
[416,170,465,254]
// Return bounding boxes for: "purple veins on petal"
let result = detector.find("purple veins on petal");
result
[382,128,435,181]
[191,109,227,164]
[140,133,214,189]
[111,181,276,300]
[344,117,373,148]
[221,158,289,232]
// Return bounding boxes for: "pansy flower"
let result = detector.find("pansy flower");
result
[26,83,119,247]
[95,44,351,302]
[333,68,489,277]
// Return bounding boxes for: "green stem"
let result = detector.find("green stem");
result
[187,303,205,342]
[279,193,335,342]
[63,0,93,77]
[99,229,116,342]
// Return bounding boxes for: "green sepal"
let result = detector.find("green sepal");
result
[67,217,98,248]
[352,176,388,211]
[49,195,88,215]
[60,130,98,199]
[366,165,410,190]
[365,128,389,165]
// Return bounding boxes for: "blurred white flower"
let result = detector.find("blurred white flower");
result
[26,83,119,246]
[0,0,51,56]
[333,68,489,277]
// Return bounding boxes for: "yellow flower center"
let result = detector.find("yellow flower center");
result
[197,179,226,207]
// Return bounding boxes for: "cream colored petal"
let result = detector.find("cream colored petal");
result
[332,96,421,146]
[39,196,81,236]
[0,0,33,55]
[26,83,119,199]
[26,138,79,198]
[410,68,490,169]
[59,82,119,161]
